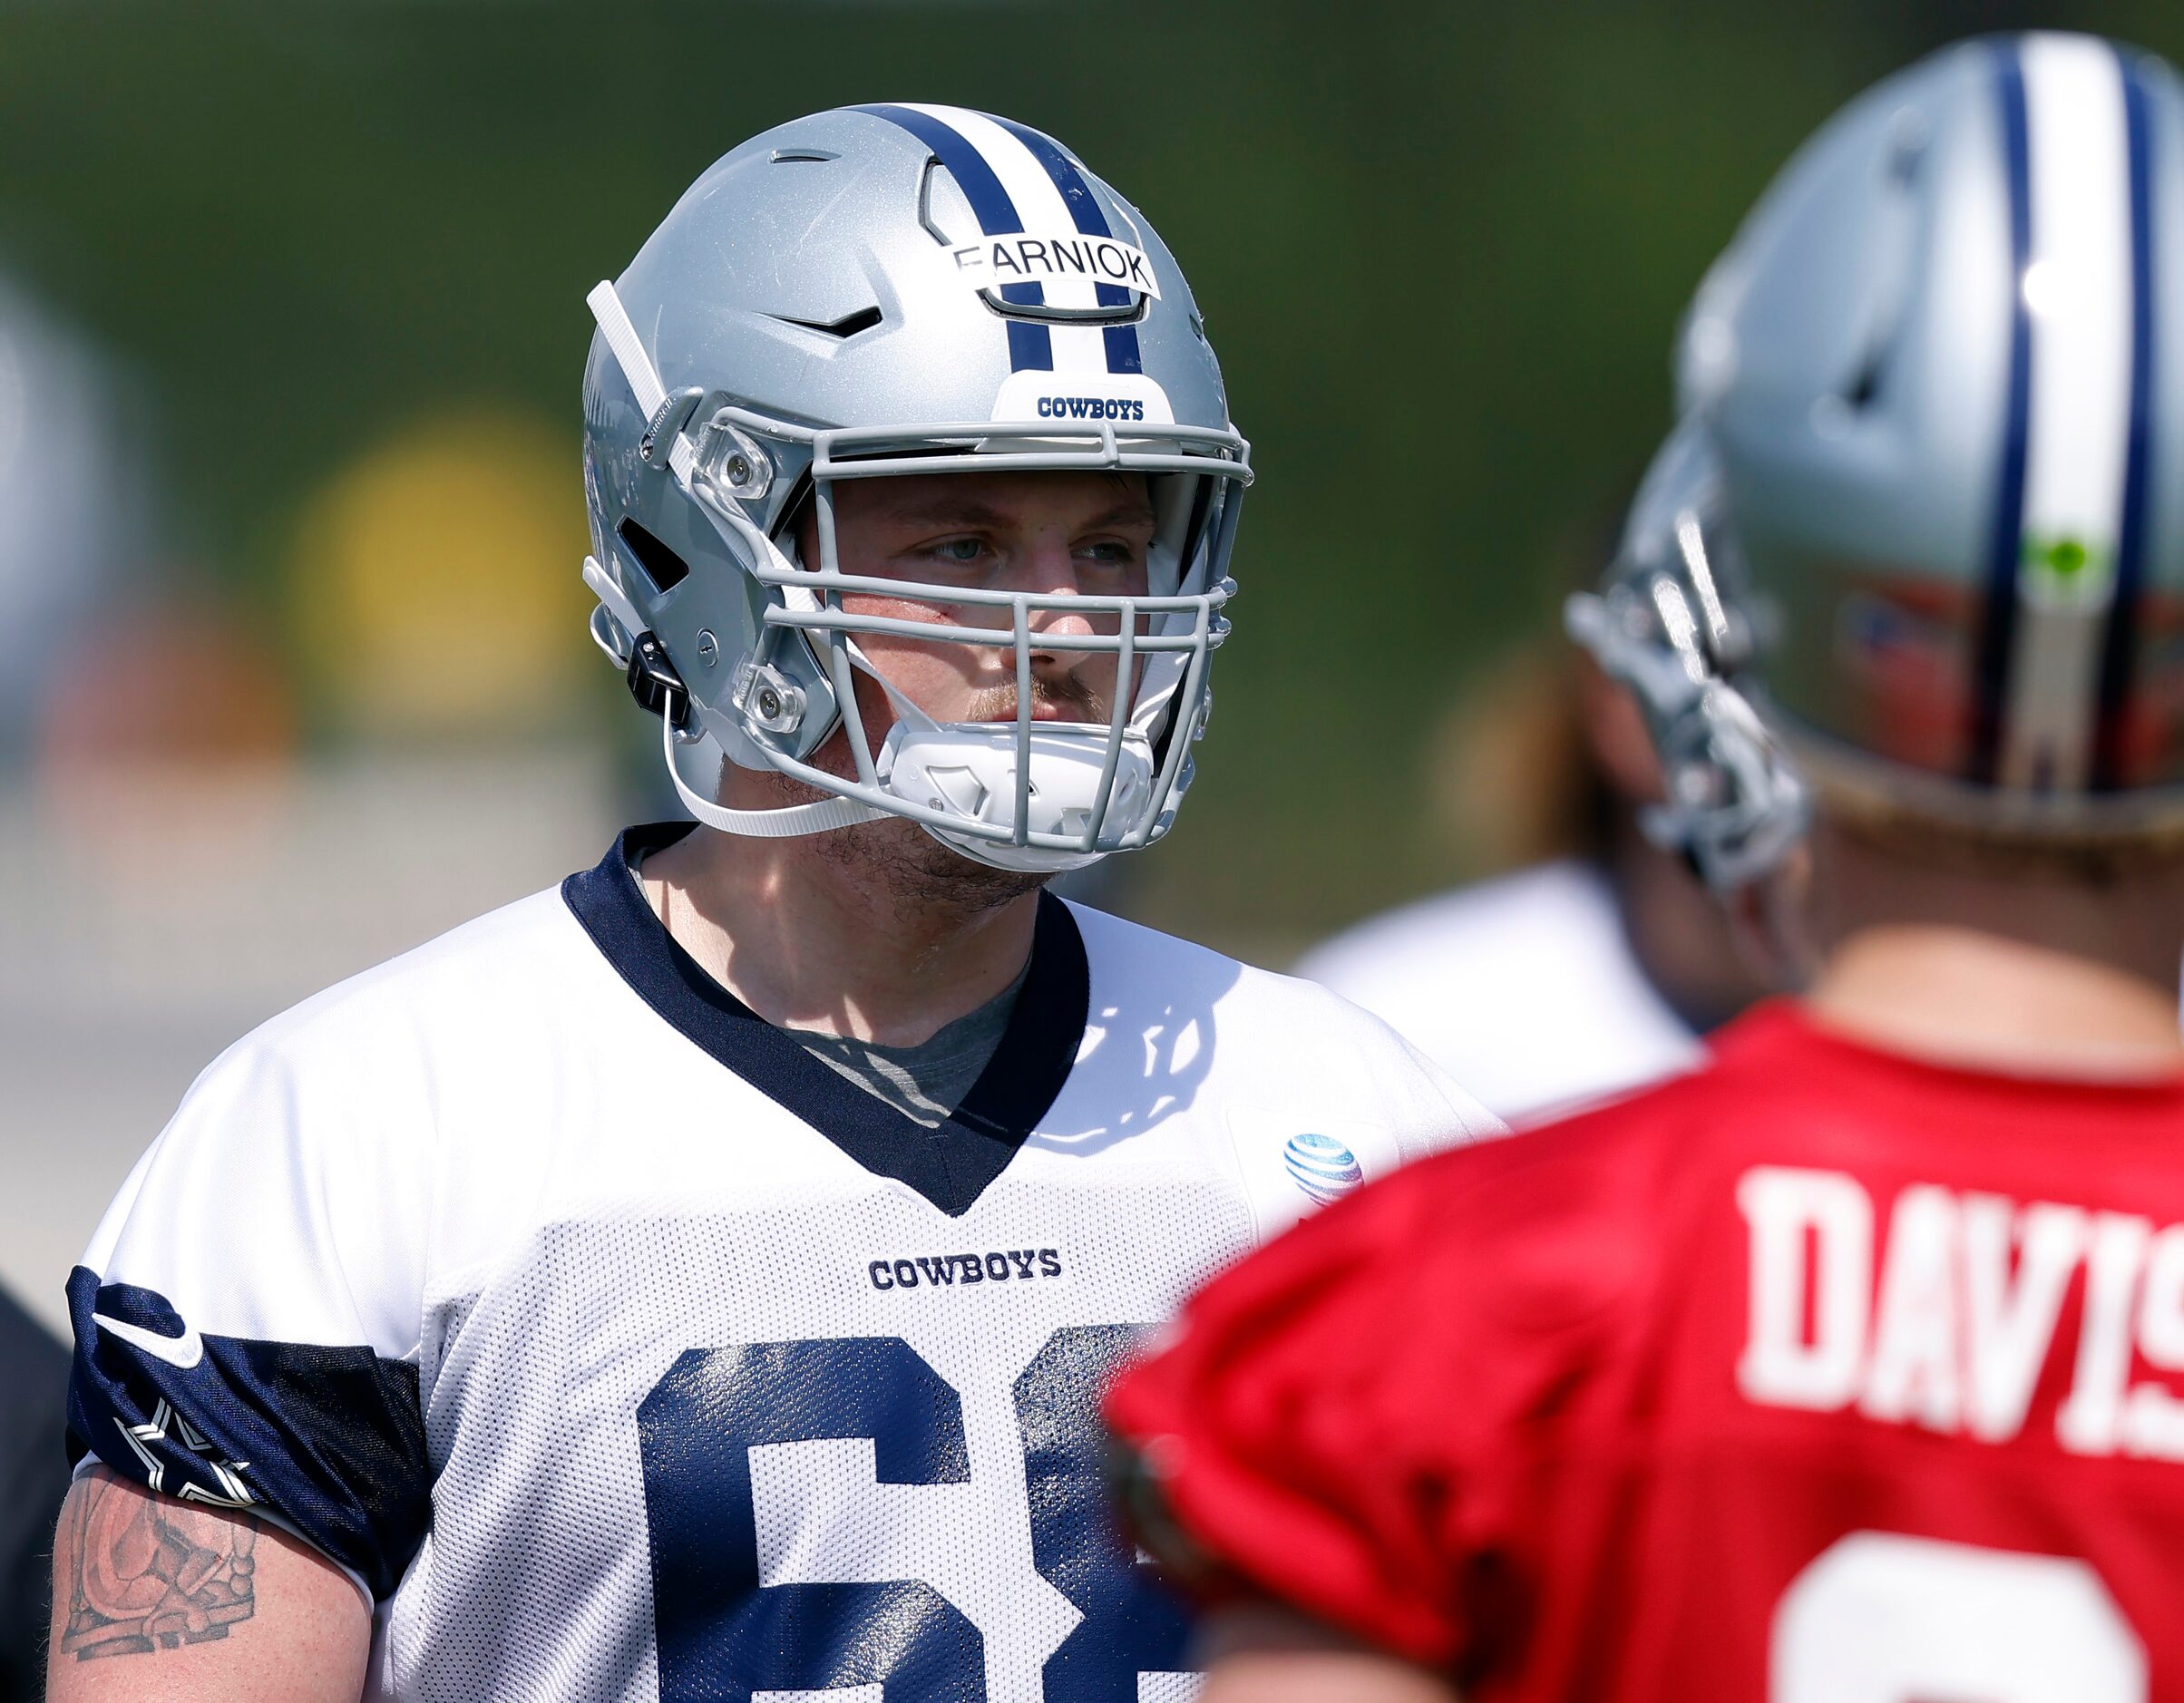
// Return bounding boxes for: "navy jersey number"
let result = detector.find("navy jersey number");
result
[639,1339,983,1701]
[1015,1327,1194,1702]
[638,1329,1189,1703]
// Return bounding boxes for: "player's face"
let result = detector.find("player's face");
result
[808,471,1155,735]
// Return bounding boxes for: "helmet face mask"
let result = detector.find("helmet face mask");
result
[1567,420,1811,892]
[580,104,1251,872]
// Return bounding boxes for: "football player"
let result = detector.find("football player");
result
[1109,32,2184,1701]
[45,107,1497,1701]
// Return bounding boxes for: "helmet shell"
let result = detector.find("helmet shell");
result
[1683,33,2184,820]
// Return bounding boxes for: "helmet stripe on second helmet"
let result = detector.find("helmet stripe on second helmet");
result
[1966,39,2032,789]
[2091,47,2159,792]
[1974,34,2151,795]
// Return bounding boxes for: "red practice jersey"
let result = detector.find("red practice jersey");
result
[1106,1001,2184,1701]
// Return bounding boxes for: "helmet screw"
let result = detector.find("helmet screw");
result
[695,629,719,667]
[737,664,806,733]
[725,454,751,484]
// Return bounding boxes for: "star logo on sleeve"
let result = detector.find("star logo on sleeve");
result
[114,1399,256,1509]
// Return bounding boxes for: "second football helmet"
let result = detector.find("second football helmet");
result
[1575,33,2184,888]
[580,104,1251,872]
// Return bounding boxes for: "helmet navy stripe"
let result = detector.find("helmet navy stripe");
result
[988,113,1146,376]
[2093,47,2157,792]
[853,102,1054,372]
[1008,319,1052,374]
[1100,324,1146,377]
[1967,40,2035,786]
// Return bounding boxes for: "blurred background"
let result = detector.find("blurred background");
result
[2,0,2180,1335]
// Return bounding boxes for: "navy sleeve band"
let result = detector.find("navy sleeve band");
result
[64,1266,430,1601]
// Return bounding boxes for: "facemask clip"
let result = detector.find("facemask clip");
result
[626,631,693,733]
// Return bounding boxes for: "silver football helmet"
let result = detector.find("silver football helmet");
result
[1573,32,2184,890]
[580,104,1251,872]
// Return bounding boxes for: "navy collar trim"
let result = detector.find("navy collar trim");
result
[561,822,1088,1217]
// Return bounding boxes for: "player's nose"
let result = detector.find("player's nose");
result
[1008,540,1104,647]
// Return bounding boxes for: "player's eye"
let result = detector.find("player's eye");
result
[1077,539,1147,579]
[925,537,987,567]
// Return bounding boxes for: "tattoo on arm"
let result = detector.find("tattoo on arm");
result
[62,1471,258,1661]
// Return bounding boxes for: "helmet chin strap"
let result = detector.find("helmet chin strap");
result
[658,711,884,839]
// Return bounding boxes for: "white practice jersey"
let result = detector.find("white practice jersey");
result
[1295,859,1702,1126]
[65,824,1495,1702]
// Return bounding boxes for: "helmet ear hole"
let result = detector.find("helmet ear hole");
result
[617,517,691,593]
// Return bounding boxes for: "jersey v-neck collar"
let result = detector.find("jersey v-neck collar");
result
[561,823,1089,1217]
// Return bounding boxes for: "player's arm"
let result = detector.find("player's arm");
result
[54,1031,437,1701]
[46,1465,369,1702]
[1196,1601,1461,1703]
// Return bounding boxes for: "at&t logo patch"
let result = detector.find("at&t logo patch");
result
[1282,1133,1362,1205]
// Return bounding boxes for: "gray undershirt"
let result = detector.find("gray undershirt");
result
[631,847,1029,1127]
[791,956,1030,1127]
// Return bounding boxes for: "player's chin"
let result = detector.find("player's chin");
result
[828,813,1053,911]
[738,740,1053,910]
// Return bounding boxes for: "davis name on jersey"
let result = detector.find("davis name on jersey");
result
[1741,1167,2184,1458]
[65,825,1489,1701]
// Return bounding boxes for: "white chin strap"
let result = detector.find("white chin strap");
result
[881,721,1158,872]
[584,549,882,838]
[653,647,1158,862]
[660,714,885,839]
